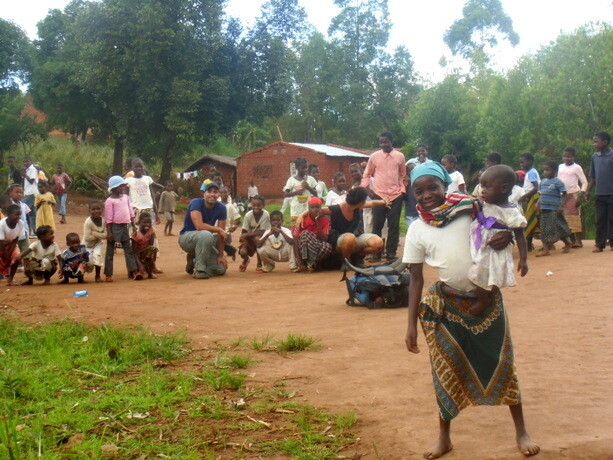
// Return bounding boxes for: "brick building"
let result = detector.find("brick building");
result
[236,142,370,199]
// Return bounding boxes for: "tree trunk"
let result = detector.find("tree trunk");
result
[112,137,124,176]
[159,149,172,184]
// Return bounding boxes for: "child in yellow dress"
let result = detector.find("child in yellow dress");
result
[35,181,56,229]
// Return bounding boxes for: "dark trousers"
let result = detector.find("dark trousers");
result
[372,194,404,257]
[104,223,138,277]
[595,194,613,249]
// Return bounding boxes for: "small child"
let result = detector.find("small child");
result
[325,172,347,206]
[35,181,56,229]
[131,212,158,280]
[158,181,179,236]
[124,158,164,224]
[104,176,138,282]
[238,195,270,272]
[256,210,297,272]
[220,186,240,260]
[293,197,333,272]
[61,233,90,284]
[468,165,529,312]
[441,154,466,194]
[83,200,107,283]
[536,160,573,257]
[0,195,12,219]
[20,225,62,285]
[8,184,30,254]
[0,204,24,285]
[50,164,72,224]
[283,157,318,222]
[309,163,328,201]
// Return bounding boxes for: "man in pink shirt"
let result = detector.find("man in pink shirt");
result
[361,132,406,261]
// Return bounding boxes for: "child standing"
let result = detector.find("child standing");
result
[61,233,90,284]
[83,200,106,283]
[9,184,30,254]
[124,158,164,223]
[256,210,296,272]
[283,157,318,222]
[536,160,572,257]
[35,181,56,229]
[403,162,539,459]
[50,164,72,224]
[20,225,62,285]
[0,204,24,285]
[220,186,240,260]
[468,165,529,312]
[131,212,158,280]
[238,195,270,272]
[325,173,347,206]
[158,181,179,236]
[440,154,466,194]
[104,176,138,282]
[518,153,541,251]
[309,164,328,202]
[557,147,588,247]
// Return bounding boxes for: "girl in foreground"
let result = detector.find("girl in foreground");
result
[403,162,539,459]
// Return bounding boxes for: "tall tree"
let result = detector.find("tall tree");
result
[444,0,519,69]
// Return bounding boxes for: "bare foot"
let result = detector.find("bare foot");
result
[535,251,550,257]
[95,277,102,283]
[148,273,157,279]
[592,247,603,253]
[517,434,540,456]
[423,438,453,459]
[6,280,19,286]
[562,244,571,254]
[21,279,33,285]
[43,279,50,285]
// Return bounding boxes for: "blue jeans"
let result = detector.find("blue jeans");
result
[23,194,36,235]
[55,193,67,216]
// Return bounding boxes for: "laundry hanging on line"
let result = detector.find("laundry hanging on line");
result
[174,170,200,180]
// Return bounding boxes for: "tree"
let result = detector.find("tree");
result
[444,0,519,69]
[0,18,31,91]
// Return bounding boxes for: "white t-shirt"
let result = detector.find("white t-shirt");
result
[508,185,525,208]
[283,176,318,217]
[403,214,474,292]
[125,176,154,210]
[260,227,292,248]
[325,189,346,206]
[447,171,466,195]
[0,218,24,242]
[23,165,39,196]
[28,240,61,260]
[223,202,240,232]
[242,210,271,232]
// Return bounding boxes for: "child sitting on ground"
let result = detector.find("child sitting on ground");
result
[61,233,91,284]
[535,160,573,257]
[19,225,62,285]
[325,172,347,206]
[35,181,56,229]
[158,181,180,236]
[238,195,270,272]
[104,176,138,282]
[0,204,24,285]
[468,165,529,313]
[256,210,297,273]
[83,200,107,283]
[131,212,158,280]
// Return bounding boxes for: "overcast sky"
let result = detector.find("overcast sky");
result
[4,0,612,82]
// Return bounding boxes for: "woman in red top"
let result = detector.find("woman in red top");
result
[293,197,333,272]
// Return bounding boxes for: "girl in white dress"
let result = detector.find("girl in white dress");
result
[469,165,529,312]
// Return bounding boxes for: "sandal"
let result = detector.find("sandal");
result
[133,273,144,281]
[239,259,250,272]
[255,267,264,274]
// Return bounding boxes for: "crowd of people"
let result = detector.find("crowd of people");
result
[1,131,611,458]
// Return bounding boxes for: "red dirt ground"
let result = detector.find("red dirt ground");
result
[2,194,611,459]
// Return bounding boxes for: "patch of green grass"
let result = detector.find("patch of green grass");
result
[276,334,322,352]
[0,317,356,458]
[249,333,275,351]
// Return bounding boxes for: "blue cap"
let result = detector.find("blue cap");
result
[200,181,220,192]
[108,175,127,192]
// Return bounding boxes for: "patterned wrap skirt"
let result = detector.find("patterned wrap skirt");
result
[539,209,571,244]
[419,282,521,421]
[523,193,540,238]
[298,230,333,269]
[562,193,582,233]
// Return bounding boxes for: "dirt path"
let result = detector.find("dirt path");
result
[2,196,612,459]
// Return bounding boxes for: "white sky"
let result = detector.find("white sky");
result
[3,0,612,82]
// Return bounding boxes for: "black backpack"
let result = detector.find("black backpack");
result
[342,258,410,309]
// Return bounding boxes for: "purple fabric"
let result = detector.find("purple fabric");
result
[473,212,508,249]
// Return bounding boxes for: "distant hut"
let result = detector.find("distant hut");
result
[183,154,237,197]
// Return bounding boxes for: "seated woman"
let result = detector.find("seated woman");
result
[293,197,333,272]
[296,187,388,267]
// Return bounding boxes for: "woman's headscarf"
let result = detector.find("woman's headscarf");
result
[308,196,323,205]
[410,161,452,185]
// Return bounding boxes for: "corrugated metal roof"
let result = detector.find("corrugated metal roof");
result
[289,143,370,158]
